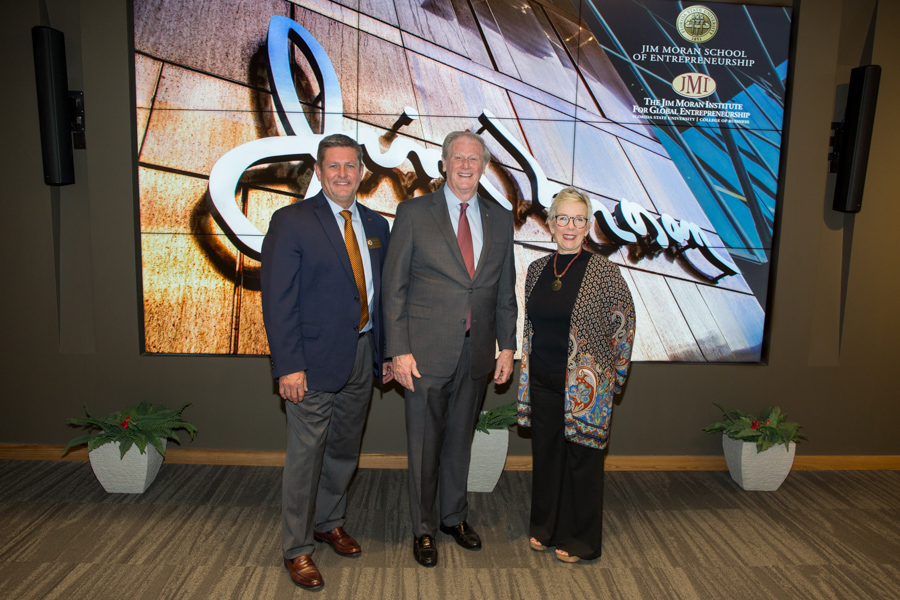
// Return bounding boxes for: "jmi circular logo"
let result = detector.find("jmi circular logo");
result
[672,72,717,98]
[676,5,719,43]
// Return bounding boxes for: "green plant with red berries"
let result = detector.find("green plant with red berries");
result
[703,403,805,453]
[64,401,197,458]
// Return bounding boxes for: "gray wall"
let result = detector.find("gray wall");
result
[2,0,898,457]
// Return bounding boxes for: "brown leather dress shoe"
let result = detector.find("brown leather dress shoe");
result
[284,555,324,590]
[313,527,362,557]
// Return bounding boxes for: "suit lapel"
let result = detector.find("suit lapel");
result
[473,195,492,282]
[312,193,355,281]
[430,190,471,280]
[359,203,382,294]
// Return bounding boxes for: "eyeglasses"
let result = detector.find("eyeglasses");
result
[553,215,588,228]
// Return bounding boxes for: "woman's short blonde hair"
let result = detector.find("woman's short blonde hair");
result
[548,187,592,222]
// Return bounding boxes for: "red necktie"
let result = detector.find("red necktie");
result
[457,202,475,331]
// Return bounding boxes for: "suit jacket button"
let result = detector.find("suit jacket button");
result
[468,288,473,293]
[460,319,466,324]
[353,325,359,331]
[354,296,360,302]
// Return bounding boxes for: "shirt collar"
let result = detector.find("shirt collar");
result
[324,195,358,219]
[443,185,479,211]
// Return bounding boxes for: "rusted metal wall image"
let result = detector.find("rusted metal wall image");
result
[134,0,774,362]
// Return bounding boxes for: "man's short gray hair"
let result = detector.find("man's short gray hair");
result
[441,131,491,164]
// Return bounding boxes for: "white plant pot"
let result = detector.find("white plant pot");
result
[467,429,509,493]
[88,439,166,494]
[722,434,795,491]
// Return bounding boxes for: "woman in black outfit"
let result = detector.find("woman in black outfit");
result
[516,187,635,562]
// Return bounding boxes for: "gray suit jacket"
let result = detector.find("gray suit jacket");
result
[383,187,517,379]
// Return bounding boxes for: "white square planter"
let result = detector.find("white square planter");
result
[467,429,509,493]
[722,434,795,491]
[88,439,166,494]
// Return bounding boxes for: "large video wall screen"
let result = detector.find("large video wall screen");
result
[134,0,792,362]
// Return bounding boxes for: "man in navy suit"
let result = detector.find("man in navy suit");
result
[261,134,391,591]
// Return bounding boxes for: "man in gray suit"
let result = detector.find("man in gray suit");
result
[382,131,517,567]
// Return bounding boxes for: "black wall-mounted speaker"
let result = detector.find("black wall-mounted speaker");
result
[32,26,74,186]
[833,65,881,213]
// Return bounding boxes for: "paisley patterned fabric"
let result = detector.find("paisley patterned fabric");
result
[517,253,635,449]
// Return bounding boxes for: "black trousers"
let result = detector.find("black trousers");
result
[529,367,606,560]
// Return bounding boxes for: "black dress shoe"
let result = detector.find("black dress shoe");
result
[413,534,438,567]
[439,521,482,550]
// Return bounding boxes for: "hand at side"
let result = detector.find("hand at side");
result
[393,354,421,391]
[493,349,514,384]
[279,371,308,403]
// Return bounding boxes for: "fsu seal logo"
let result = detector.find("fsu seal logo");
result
[676,5,719,43]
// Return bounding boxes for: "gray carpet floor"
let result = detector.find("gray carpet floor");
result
[1,460,899,599]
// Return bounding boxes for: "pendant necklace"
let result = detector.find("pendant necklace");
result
[551,247,582,291]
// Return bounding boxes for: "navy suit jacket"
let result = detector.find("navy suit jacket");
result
[261,192,390,391]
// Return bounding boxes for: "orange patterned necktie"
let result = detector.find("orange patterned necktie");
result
[340,210,368,330]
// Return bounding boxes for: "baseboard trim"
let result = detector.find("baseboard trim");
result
[2,445,899,470]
